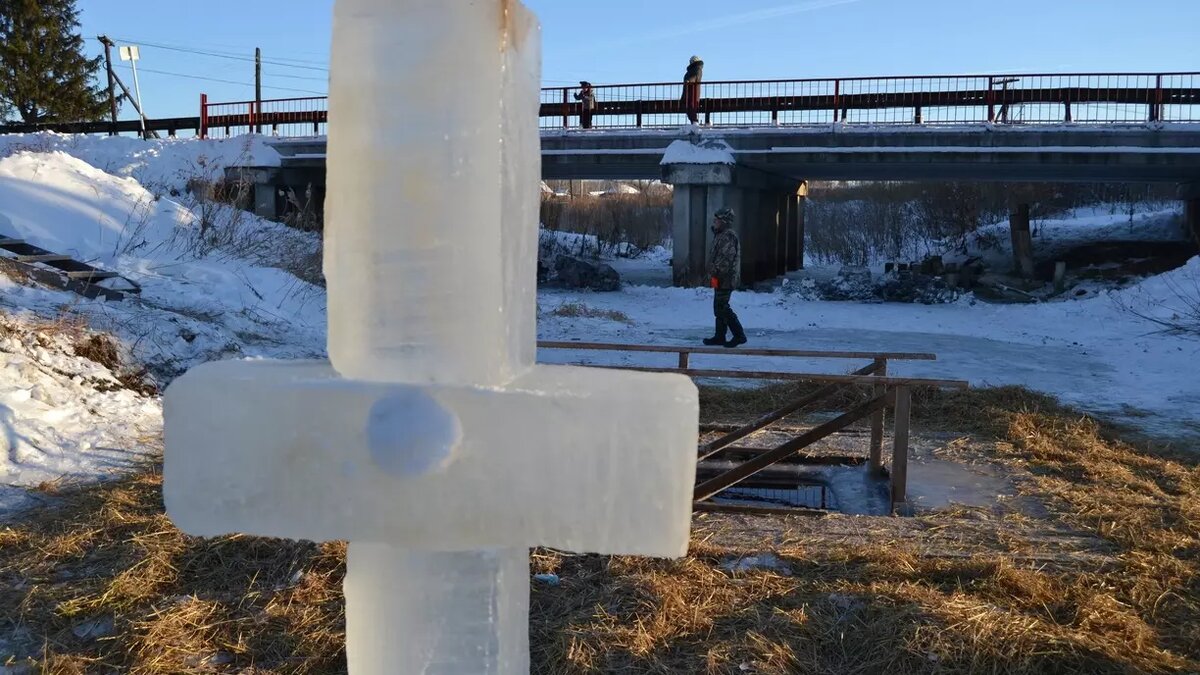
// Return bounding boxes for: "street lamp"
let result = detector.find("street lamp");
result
[118,44,147,138]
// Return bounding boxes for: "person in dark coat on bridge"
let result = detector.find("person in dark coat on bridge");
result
[574,81,596,129]
[704,207,747,348]
[681,56,703,125]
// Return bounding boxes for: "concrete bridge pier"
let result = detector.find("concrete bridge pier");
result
[664,161,804,288]
[1181,182,1200,246]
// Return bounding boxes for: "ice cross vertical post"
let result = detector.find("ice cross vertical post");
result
[162,2,699,674]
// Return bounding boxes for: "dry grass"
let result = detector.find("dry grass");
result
[1,387,1197,673]
[548,302,633,323]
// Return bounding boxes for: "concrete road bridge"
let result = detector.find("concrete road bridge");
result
[64,70,1192,288]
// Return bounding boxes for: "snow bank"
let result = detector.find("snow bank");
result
[0,150,325,383]
[0,132,281,195]
[0,311,160,514]
[0,151,191,266]
[1107,254,1200,326]
[661,138,735,165]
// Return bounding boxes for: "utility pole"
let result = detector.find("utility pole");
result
[992,77,1019,124]
[98,36,119,135]
[255,47,263,134]
[119,44,147,138]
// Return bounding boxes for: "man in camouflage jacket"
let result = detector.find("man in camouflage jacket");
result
[704,207,747,348]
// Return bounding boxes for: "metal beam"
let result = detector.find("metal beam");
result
[538,341,937,361]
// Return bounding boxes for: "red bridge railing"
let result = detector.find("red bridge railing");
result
[198,71,1200,138]
[201,94,329,138]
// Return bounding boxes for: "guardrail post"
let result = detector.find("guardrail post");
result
[832,79,840,123]
[869,359,887,474]
[913,105,923,124]
[1151,74,1163,122]
[199,93,209,139]
[636,100,643,128]
[248,101,256,136]
[986,76,995,122]
[1064,91,1072,123]
[678,351,690,370]
[561,88,569,129]
[890,385,911,512]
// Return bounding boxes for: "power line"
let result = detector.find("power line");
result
[263,70,329,83]
[112,36,329,69]
[110,36,581,87]
[110,37,329,72]
[135,67,326,96]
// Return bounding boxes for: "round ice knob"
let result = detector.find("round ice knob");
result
[366,388,462,477]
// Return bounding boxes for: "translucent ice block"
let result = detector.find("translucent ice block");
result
[345,546,529,673]
[324,0,541,387]
[164,360,699,558]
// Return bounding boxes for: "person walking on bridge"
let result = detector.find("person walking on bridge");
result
[704,207,747,348]
[574,81,596,129]
[681,55,704,125]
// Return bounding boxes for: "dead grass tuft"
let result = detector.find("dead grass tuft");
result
[549,302,633,323]
[0,386,1196,673]
[72,334,120,372]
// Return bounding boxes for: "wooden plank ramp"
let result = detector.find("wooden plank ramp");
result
[0,234,139,301]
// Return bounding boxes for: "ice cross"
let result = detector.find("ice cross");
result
[163,1,698,672]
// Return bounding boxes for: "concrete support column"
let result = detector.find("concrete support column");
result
[755,189,776,284]
[742,188,761,286]
[253,183,277,220]
[796,192,807,270]
[775,192,789,276]
[1180,182,1200,247]
[663,151,801,288]
[671,184,709,287]
[753,189,774,284]
[1188,198,1199,247]
[225,166,281,220]
[1009,203,1034,278]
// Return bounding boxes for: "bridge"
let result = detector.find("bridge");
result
[4,71,1198,286]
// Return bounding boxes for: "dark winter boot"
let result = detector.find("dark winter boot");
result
[724,314,747,348]
[703,319,728,346]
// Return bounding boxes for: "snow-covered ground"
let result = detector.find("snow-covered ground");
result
[0,311,160,514]
[0,134,1196,518]
[0,139,323,512]
[537,259,1200,441]
[0,148,325,378]
[0,132,281,195]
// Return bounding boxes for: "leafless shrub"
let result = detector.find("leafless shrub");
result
[540,188,671,257]
[281,184,322,233]
[806,181,1178,266]
[1115,264,1200,335]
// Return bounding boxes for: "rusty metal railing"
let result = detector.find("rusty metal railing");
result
[200,94,328,139]
[6,70,1195,139]
[542,72,1200,129]
[187,70,1200,138]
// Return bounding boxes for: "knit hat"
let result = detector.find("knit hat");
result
[714,207,735,226]
[690,55,702,64]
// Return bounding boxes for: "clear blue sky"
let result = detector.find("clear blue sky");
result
[77,0,1199,119]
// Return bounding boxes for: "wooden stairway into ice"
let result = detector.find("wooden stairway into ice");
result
[0,234,140,301]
